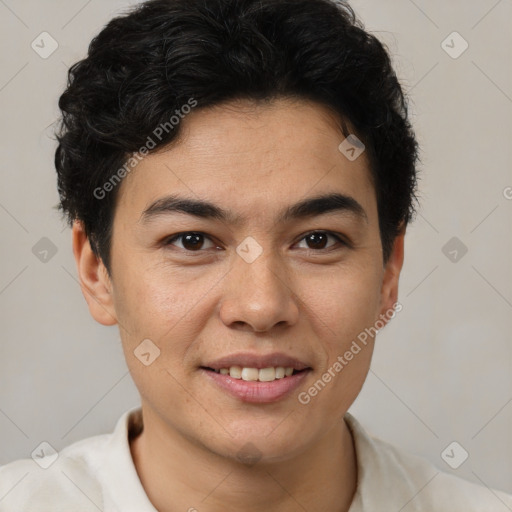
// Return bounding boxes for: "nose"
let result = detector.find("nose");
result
[218,250,300,333]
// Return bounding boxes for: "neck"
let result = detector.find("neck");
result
[130,407,357,512]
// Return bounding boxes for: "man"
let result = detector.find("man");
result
[1,0,511,510]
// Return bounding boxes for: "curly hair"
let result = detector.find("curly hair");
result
[55,0,419,275]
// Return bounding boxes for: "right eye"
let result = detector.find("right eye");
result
[163,232,218,252]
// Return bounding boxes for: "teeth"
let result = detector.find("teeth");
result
[214,366,297,382]
[241,368,259,381]
[258,367,276,382]
[229,366,242,379]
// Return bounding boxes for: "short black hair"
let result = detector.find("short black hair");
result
[55,0,419,275]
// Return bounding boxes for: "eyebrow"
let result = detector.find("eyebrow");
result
[139,192,368,225]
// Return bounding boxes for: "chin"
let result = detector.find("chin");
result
[203,422,314,465]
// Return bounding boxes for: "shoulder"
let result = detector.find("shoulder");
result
[0,432,111,511]
[345,413,512,511]
[1,407,156,512]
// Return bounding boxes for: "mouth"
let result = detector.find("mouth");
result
[199,352,312,403]
[200,366,309,382]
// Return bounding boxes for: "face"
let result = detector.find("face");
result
[75,97,404,463]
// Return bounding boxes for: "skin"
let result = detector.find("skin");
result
[72,97,405,512]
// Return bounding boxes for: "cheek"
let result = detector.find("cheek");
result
[112,259,227,393]
[301,261,382,350]
[297,271,379,419]
[113,258,212,338]
[113,268,204,405]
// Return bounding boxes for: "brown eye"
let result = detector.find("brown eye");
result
[306,232,328,249]
[165,232,216,251]
[296,231,345,250]
[181,233,204,250]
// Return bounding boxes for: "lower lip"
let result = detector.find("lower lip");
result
[200,368,311,403]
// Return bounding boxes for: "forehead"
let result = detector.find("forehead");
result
[114,98,376,225]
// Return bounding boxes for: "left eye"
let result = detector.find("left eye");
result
[165,232,217,251]
[295,231,345,250]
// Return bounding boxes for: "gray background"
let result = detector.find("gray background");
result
[0,0,511,496]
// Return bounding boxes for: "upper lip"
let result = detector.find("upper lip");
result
[202,352,311,371]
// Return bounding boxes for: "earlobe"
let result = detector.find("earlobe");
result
[72,220,118,326]
[378,226,405,326]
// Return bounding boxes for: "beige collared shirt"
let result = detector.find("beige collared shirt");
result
[1,407,511,511]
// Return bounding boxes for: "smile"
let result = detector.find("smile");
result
[209,366,298,382]
[200,366,311,403]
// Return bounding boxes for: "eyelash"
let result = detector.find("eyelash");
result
[163,231,349,252]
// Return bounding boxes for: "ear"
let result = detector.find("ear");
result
[377,224,405,326]
[72,220,118,326]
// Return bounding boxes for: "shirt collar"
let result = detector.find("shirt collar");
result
[98,407,396,512]
[97,406,157,512]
